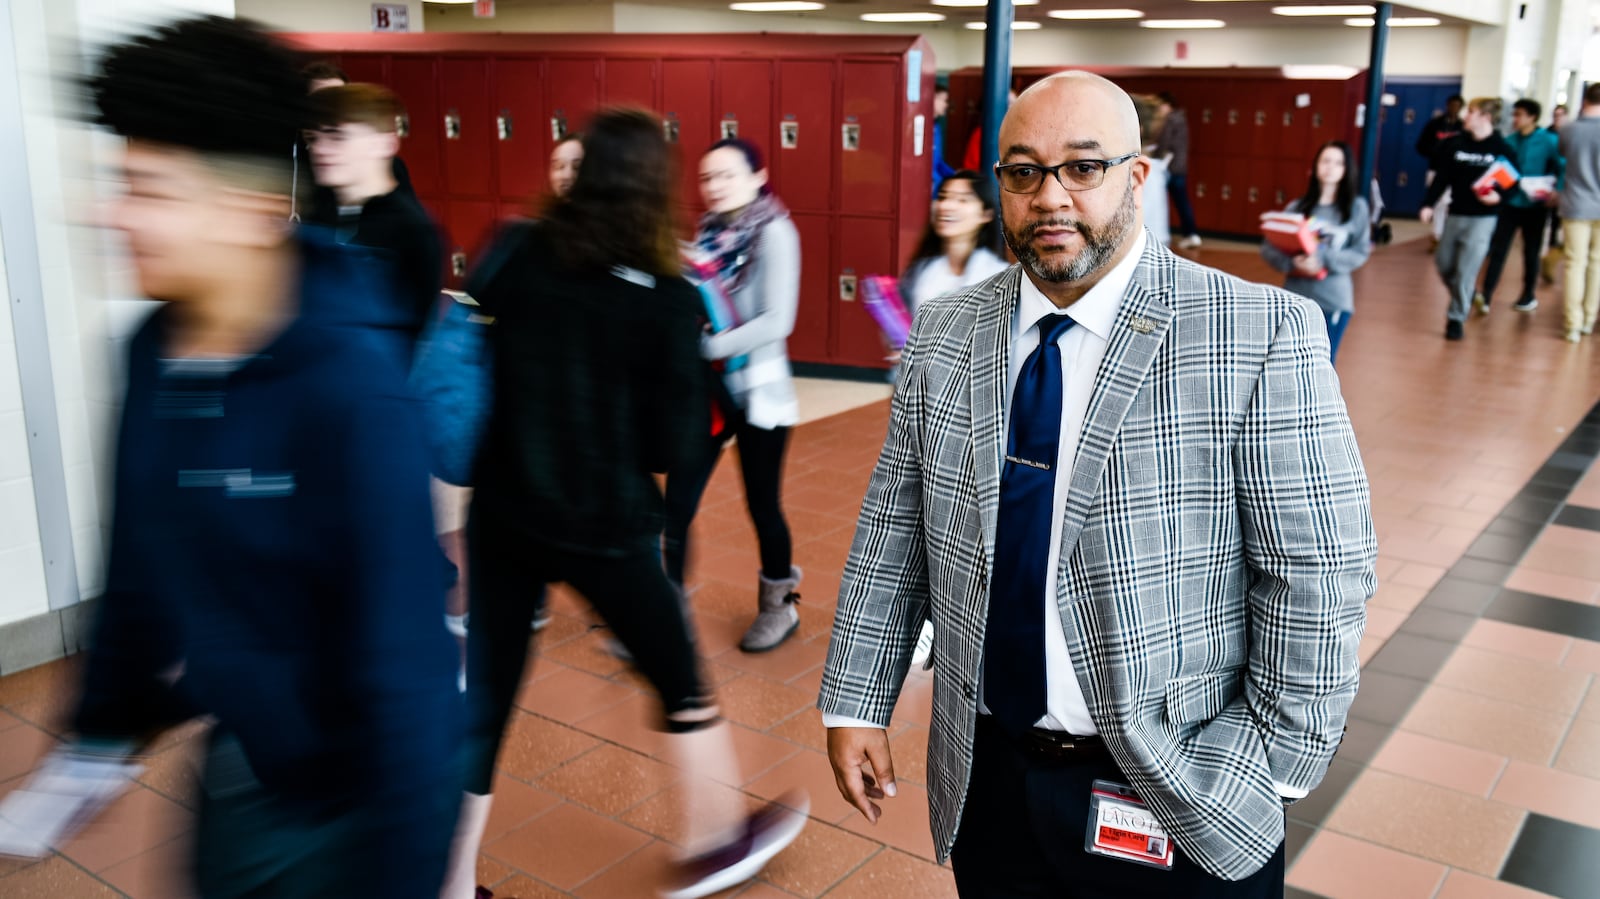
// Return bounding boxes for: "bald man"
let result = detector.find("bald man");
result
[818,72,1375,898]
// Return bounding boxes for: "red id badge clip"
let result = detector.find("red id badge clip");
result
[1084,780,1176,870]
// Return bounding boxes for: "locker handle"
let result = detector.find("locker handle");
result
[839,273,858,302]
[1254,110,1266,126]
[1312,112,1324,128]
[1248,186,1259,203]
[1221,184,1232,200]
[1275,189,1285,205]
[1195,182,1207,198]
[497,111,513,141]
[445,111,462,141]
[1397,172,1409,187]
[1282,111,1293,127]
[451,251,468,279]
[396,113,410,139]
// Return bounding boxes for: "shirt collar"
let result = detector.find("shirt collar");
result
[1015,228,1147,343]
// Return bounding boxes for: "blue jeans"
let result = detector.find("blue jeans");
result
[1324,308,1350,364]
[1167,173,1199,237]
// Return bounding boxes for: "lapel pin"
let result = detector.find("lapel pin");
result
[1129,316,1156,334]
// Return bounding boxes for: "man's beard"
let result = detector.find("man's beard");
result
[1004,182,1138,284]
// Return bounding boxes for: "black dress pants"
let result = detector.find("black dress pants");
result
[951,717,1286,899]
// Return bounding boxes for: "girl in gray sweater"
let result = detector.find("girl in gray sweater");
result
[1260,140,1372,363]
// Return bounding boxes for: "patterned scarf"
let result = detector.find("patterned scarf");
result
[693,190,790,292]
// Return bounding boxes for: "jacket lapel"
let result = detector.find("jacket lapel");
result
[971,266,1022,575]
[1055,242,1175,568]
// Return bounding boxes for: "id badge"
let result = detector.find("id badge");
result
[1084,780,1176,870]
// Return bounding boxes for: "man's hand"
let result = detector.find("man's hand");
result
[827,726,898,824]
[1291,254,1322,278]
[1419,206,1434,225]
[1480,190,1502,206]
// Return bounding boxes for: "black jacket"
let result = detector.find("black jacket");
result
[472,226,709,554]
[1422,131,1516,217]
[1415,113,1463,169]
[309,187,443,346]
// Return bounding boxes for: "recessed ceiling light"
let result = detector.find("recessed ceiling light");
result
[966,20,1043,29]
[1139,19,1226,29]
[1345,16,1442,26]
[933,0,1039,6]
[1272,4,1375,15]
[1047,8,1144,19]
[1282,65,1361,80]
[861,11,946,21]
[730,1,824,9]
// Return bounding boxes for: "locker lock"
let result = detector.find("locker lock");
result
[1404,109,1417,125]
[1221,184,1232,200]
[1248,186,1259,203]
[721,117,739,140]
[781,121,799,150]
[1201,109,1212,125]
[551,115,568,142]
[1227,109,1239,125]
[396,113,410,139]
[664,118,680,144]
[842,123,861,152]
[445,110,462,141]
[451,251,468,279]
[1195,182,1207,198]
[1282,111,1293,127]
[1275,189,1284,205]
[1397,172,1409,187]
[839,272,858,302]
[497,111,513,141]
[1254,110,1266,126]
[1312,112,1324,128]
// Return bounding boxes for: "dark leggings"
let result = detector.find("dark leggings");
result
[462,514,706,795]
[663,422,793,587]
[1482,205,1551,301]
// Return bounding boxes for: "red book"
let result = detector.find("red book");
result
[1259,212,1326,280]
[1472,157,1519,195]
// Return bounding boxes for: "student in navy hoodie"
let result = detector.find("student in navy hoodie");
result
[70,17,461,897]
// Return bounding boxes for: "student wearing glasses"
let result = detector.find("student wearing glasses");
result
[820,71,1374,899]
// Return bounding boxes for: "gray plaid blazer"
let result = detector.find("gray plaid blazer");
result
[818,237,1377,881]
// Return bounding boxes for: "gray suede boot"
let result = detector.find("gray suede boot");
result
[740,566,801,653]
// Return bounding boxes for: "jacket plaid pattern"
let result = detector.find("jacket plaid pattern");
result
[818,237,1377,881]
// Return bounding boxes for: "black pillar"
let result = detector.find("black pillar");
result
[1358,2,1391,205]
[980,0,1013,182]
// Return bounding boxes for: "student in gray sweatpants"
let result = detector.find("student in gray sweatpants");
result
[1420,97,1515,340]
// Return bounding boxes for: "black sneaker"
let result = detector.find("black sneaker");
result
[659,793,809,898]
[1513,297,1539,312]
[1445,320,1464,341]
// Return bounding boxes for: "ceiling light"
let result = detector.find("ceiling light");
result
[730,1,824,9]
[1047,8,1144,19]
[860,11,946,20]
[1345,16,1442,26]
[1272,4,1375,15]
[966,20,1043,29]
[1282,64,1360,79]
[1139,19,1226,29]
[934,0,1039,6]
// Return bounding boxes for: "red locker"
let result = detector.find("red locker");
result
[715,60,773,149]
[604,58,657,109]
[388,56,443,197]
[493,58,545,203]
[1243,170,1272,231]
[1306,85,1346,154]
[440,58,493,197]
[443,199,499,287]
[1219,157,1251,235]
[1280,89,1313,164]
[833,216,896,367]
[338,53,388,85]
[788,212,831,363]
[662,59,714,214]
[1247,88,1276,160]
[1276,159,1308,211]
[838,61,899,218]
[1191,97,1222,160]
[1186,155,1220,233]
[1217,91,1248,161]
[774,60,835,215]
[547,57,601,143]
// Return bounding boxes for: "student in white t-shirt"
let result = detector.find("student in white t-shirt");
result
[899,169,1011,315]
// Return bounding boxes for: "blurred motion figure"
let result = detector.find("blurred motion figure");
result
[71,17,462,897]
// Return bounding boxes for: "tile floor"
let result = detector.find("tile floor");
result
[2,229,1599,898]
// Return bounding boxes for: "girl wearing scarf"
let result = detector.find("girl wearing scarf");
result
[666,138,804,653]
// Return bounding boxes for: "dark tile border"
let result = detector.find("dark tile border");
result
[1553,504,1600,532]
[1499,813,1600,899]
[1483,590,1600,643]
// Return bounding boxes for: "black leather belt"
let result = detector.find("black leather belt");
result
[980,714,1112,765]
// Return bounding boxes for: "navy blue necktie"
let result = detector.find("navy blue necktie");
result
[985,313,1077,734]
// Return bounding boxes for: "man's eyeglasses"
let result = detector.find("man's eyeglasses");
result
[994,152,1141,194]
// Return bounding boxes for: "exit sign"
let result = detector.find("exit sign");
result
[475,0,495,16]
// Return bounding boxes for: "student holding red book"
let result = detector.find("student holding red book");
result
[1420,97,1515,340]
[1260,141,1372,363]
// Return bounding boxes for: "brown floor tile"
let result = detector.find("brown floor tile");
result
[1504,567,1600,605]
[754,820,880,898]
[98,834,195,899]
[744,751,857,825]
[886,725,928,788]
[1401,686,1571,765]
[1460,620,1574,665]
[59,784,192,873]
[496,710,604,782]
[1325,769,1524,876]
[484,774,565,844]
[1434,869,1559,899]
[690,578,764,624]
[1519,525,1600,581]
[536,744,677,816]
[1563,639,1600,675]
[477,853,518,891]
[1581,685,1600,723]
[483,873,573,898]
[839,781,937,861]
[1364,606,1409,642]
[722,723,804,787]
[734,883,802,898]
[1491,759,1600,829]
[0,856,121,898]
[0,723,53,782]
[1555,718,1600,780]
[616,781,761,848]
[815,847,955,899]
[484,802,652,890]
[571,838,677,898]
[1390,563,1448,591]
[769,708,830,754]
[1371,730,1507,798]
[573,692,669,759]
[543,630,632,680]
[1369,584,1429,615]
[1434,646,1592,716]
[136,736,203,810]
[1286,831,1447,899]
[516,665,638,722]
[717,675,818,732]
[712,637,830,685]
[889,676,934,729]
